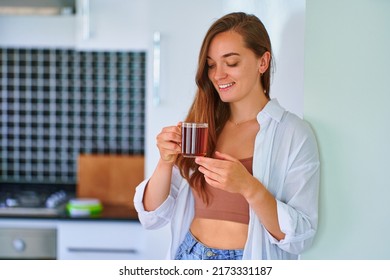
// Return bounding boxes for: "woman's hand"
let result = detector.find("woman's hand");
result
[197,151,285,240]
[195,151,255,196]
[156,123,182,164]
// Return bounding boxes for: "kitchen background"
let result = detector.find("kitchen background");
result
[1,0,389,260]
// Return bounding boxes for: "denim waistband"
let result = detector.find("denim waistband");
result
[178,231,243,260]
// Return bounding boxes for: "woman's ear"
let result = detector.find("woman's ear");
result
[258,51,271,74]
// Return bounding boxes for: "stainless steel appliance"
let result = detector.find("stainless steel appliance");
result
[0,227,57,259]
[0,183,73,259]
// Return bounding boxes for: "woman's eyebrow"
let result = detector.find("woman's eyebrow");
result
[222,52,240,58]
[207,52,240,60]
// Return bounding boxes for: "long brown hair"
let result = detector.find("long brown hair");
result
[175,12,273,202]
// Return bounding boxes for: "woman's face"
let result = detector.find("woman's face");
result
[207,31,263,104]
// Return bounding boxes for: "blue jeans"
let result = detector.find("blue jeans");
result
[174,231,243,260]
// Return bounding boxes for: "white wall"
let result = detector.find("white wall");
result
[303,0,390,259]
[223,0,305,117]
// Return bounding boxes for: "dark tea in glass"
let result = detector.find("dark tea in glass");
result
[181,123,208,157]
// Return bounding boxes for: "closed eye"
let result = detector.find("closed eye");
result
[227,62,238,67]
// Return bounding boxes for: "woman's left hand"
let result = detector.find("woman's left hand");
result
[197,151,285,240]
[195,151,254,195]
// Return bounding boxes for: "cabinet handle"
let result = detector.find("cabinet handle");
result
[67,247,138,254]
[153,31,161,106]
[79,0,90,40]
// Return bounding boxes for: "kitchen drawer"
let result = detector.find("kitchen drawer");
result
[0,228,56,259]
[57,221,168,260]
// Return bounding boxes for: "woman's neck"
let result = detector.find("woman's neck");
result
[229,94,269,124]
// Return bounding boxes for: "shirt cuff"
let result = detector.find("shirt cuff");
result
[134,179,175,229]
[266,200,316,254]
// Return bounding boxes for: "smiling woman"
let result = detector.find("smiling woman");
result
[134,12,320,260]
[206,31,269,108]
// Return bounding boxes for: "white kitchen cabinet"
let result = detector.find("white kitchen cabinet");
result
[0,218,169,259]
[0,13,75,48]
[75,0,150,50]
[0,0,150,50]
[57,220,169,260]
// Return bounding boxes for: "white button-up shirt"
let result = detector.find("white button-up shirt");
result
[134,99,320,259]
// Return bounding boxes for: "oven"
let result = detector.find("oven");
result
[0,183,74,259]
[0,227,57,259]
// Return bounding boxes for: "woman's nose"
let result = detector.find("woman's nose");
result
[212,65,227,80]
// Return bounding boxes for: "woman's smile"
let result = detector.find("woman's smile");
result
[218,82,235,90]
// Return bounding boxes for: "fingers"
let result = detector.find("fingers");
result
[195,152,244,192]
[203,174,222,189]
[157,136,181,153]
[158,126,181,143]
[156,124,182,162]
[195,152,236,170]
[198,165,224,185]
[195,155,228,187]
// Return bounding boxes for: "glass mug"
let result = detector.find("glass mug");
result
[181,122,208,157]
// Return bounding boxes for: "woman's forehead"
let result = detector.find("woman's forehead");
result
[207,31,246,59]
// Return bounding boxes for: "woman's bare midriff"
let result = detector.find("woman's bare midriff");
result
[190,218,248,249]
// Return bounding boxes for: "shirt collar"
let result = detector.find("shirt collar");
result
[257,98,285,124]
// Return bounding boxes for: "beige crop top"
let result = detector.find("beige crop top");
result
[192,157,253,224]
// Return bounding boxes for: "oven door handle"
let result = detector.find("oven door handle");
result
[67,247,138,254]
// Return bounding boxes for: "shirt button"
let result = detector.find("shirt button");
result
[206,251,214,257]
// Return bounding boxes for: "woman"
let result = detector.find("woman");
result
[134,12,320,260]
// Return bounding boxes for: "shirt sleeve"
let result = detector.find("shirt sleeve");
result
[267,120,320,255]
[133,166,183,230]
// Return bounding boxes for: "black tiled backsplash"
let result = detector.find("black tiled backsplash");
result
[0,48,145,184]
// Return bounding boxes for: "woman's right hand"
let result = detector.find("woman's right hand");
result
[144,123,181,211]
[156,124,182,164]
